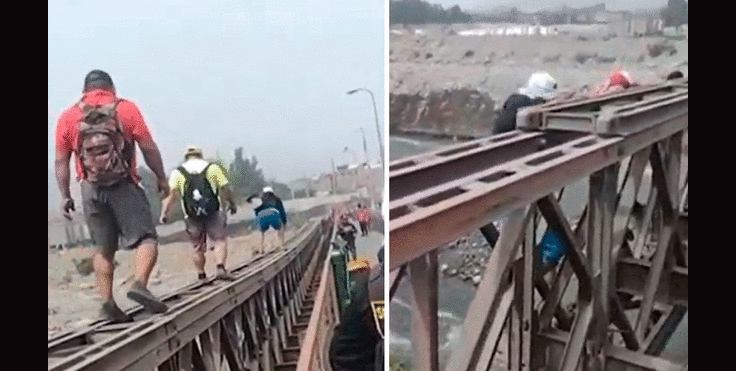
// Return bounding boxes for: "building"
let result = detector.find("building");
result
[571,3,605,24]
[605,11,632,36]
[631,14,665,36]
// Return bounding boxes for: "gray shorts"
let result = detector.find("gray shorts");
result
[81,180,158,255]
[185,210,227,253]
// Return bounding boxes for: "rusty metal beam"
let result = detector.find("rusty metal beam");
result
[410,251,440,371]
[537,196,592,299]
[635,141,680,342]
[616,258,688,307]
[642,305,687,356]
[390,100,686,271]
[389,264,407,302]
[538,206,587,331]
[445,206,532,371]
[537,329,686,371]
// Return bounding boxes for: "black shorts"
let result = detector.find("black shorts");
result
[81,180,157,255]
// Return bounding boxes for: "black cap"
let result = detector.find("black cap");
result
[83,70,114,92]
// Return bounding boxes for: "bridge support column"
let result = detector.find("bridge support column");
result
[409,250,439,371]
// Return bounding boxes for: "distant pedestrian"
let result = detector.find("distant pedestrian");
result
[337,214,358,260]
[356,203,371,236]
[159,146,238,282]
[492,71,558,134]
[54,69,169,322]
[250,187,287,254]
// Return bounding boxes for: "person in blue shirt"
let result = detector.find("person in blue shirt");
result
[248,187,287,254]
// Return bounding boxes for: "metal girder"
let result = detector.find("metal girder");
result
[445,207,532,371]
[537,329,686,371]
[616,258,688,307]
[389,264,407,302]
[410,251,440,371]
[389,107,687,271]
[517,83,688,135]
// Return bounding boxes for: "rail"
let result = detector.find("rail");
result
[296,219,341,371]
[389,80,687,371]
[49,215,334,371]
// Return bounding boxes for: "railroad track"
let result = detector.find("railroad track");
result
[48,217,333,371]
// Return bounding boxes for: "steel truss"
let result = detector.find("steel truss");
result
[389,81,688,371]
[48,217,334,371]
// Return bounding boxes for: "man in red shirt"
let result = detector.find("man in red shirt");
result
[55,70,170,322]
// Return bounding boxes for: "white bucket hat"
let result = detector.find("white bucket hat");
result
[519,72,558,100]
[263,186,274,194]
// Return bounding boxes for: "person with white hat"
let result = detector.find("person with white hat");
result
[492,71,559,134]
[249,186,287,254]
[159,145,238,282]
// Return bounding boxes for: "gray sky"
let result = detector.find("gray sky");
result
[49,0,385,187]
[434,0,668,12]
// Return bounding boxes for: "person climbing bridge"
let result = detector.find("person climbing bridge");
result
[55,69,169,322]
[159,146,238,282]
[492,71,559,135]
[248,187,287,255]
[592,68,640,97]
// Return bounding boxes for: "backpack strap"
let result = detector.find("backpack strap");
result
[202,163,220,196]
[177,165,191,179]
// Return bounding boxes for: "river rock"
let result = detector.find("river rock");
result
[440,264,449,273]
[472,275,482,285]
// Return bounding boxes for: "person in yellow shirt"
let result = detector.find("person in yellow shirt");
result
[159,146,238,281]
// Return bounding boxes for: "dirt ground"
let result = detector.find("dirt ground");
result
[47,227,296,337]
[390,23,688,101]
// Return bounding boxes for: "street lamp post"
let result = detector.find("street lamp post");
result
[347,88,384,168]
[358,127,369,165]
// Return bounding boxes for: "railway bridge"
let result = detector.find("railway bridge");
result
[389,80,688,371]
[48,203,375,371]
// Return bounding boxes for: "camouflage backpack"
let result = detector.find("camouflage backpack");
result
[76,99,132,186]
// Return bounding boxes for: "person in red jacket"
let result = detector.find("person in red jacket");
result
[55,70,170,322]
[356,203,372,236]
[593,68,640,97]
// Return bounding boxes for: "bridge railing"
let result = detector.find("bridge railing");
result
[296,219,341,371]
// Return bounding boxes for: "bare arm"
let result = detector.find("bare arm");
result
[220,185,235,207]
[138,136,167,180]
[137,136,170,198]
[55,147,73,200]
[55,146,76,220]
[159,189,178,223]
